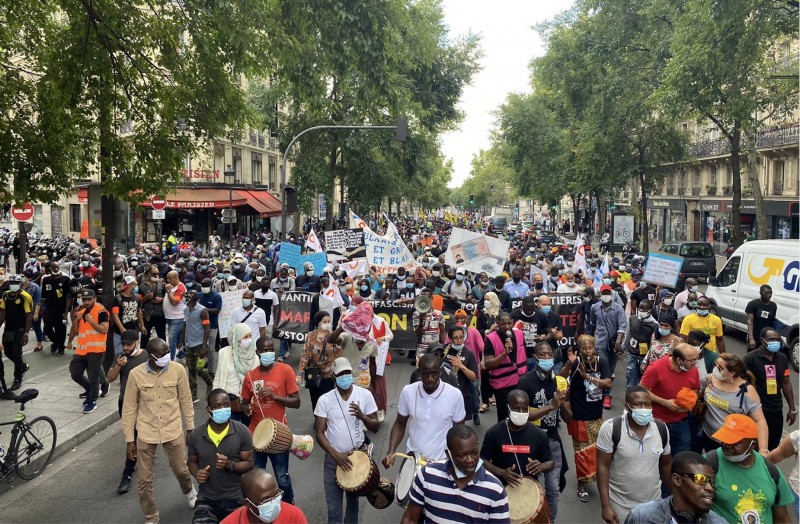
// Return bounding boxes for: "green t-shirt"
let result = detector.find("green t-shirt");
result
[710,448,794,524]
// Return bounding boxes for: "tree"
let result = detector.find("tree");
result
[659,0,797,245]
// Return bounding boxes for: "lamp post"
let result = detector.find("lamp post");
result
[279,118,408,237]
[224,166,235,243]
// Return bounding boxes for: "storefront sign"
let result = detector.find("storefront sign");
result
[647,199,683,211]
[181,169,220,179]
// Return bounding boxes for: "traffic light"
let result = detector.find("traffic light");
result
[469,194,474,205]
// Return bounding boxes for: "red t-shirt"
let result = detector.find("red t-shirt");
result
[220,504,308,524]
[240,363,299,433]
[641,355,700,424]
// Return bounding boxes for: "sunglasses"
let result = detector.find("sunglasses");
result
[676,472,714,486]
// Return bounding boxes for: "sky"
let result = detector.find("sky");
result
[440,0,576,188]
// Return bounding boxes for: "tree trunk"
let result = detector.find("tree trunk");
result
[744,130,767,239]
[729,122,743,248]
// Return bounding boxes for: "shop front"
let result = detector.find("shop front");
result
[647,198,686,243]
[700,198,796,253]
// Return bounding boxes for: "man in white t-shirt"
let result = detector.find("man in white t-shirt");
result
[162,270,187,361]
[314,357,379,524]
[230,290,267,341]
[382,354,466,468]
[253,282,279,331]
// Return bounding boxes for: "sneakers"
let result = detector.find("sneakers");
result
[117,475,133,494]
[377,410,385,423]
[83,401,97,414]
[1,390,16,400]
[100,382,110,398]
[185,487,197,509]
[176,349,186,361]
[603,396,612,410]
[193,398,199,404]
[10,380,21,391]
[50,345,58,354]
[284,351,291,359]
[82,397,91,406]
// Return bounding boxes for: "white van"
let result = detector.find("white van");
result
[706,239,799,369]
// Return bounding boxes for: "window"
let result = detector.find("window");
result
[773,160,785,194]
[709,165,717,187]
[69,204,81,232]
[717,256,740,287]
[662,244,677,255]
[232,158,241,184]
[692,170,700,188]
[268,156,277,188]
[252,154,262,184]
[679,243,713,257]
[33,205,43,234]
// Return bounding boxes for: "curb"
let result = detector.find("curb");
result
[49,409,121,464]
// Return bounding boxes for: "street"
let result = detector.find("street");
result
[0,330,795,524]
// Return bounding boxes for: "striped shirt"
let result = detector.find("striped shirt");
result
[409,461,510,524]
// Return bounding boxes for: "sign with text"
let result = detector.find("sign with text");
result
[642,251,685,288]
[279,242,328,275]
[218,288,246,339]
[275,291,314,342]
[444,227,509,277]
[324,228,366,262]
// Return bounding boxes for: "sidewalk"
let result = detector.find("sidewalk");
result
[0,345,122,464]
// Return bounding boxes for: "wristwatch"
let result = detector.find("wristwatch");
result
[226,460,236,472]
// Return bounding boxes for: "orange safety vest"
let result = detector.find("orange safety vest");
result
[76,303,108,356]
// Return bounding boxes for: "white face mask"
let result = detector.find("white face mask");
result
[239,337,253,349]
[507,409,529,427]
[662,298,673,306]
[601,295,612,303]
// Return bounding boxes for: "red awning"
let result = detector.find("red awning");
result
[235,190,282,218]
[141,189,248,209]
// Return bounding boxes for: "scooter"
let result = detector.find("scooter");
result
[600,233,610,254]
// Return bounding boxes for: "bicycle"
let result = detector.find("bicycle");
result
[0,389,57,480]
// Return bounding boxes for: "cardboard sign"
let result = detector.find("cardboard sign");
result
[445,227,509,277]
[218,288,246,339]
[324,228,366,261]
[280,242,328,275]
[642,251,685,288]
[274,291,315,342]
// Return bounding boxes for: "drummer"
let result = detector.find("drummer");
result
[383,354,465,470]
[314,357,380,524]
[480,389,554,488]
[240,336,300,504]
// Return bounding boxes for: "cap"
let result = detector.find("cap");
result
[600,285,613,293]
[454,309,468,317]
[658,288,674,298]
[80,288,96,298]
[425,342,445,355]
[280,263,289,270]
[201,278,213,287]
[631,269,642,276]
[332,357,353,375]
[609,271,619,278]
[303,261,314,270]
[456,267,465,275]
[712,414,758,444]
[123,275,137,285]
[674,387,698,411]
[121,329,140,343]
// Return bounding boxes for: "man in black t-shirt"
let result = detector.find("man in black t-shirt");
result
[629,281,657,314]
[443,325,479,424]
[41,261,72,354]
[745,285,778,351]
[510,296,549,366]
[481,389,554,486]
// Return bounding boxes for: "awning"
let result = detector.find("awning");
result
[235,190,282,218]
[141,189,249,209]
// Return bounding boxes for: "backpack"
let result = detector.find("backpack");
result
[706,448,782,505]
[611,415,668,455]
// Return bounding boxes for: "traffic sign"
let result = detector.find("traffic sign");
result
[152,209,165,220]
[151,196,167,210]
[275,217,294,233]
[11,203,34,221]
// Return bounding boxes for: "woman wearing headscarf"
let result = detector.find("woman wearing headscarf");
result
[297,311,342,411]
[213,322,258,425]
[477,291,501,413]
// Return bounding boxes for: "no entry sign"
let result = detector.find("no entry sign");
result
[11,203,34,221]
[151,196,167,210]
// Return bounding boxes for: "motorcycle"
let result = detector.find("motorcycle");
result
[622,240,639,256]
[600,233,610,254]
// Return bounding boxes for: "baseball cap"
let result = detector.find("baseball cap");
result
[456,267,465,275]
[332,357,353,375]
[123,275,137,285]
[121,329,140,343]
[712,414,758,444]
[425,342,445,356]
[454,308,468,317]
[609,271,619,278]
[201,278,213,287]
[600,285,613,293]
[80,288,96,298]
[658,289,674,298]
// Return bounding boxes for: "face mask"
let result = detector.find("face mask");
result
[81,261,90,268]
[200,265,208,271]
[406,282,415,289]
[480,279,489,285]
[154,353,171,368]
[346,283,353,289]
[690,286,699,293]
[447,448,483,479]
[601,295,612,303]
[336,374,353,390]
[583,296,592,303]
[450,343,464,351]
[201,286,211,294]
[638,311,651,320]
[319,322,332,331]
[766,340,782,353]
[725,442,754,463]
[259,351,275,366]
[662,298,673,306]
[242,299,252,308]
[689,301,698,309]
[305,270,314,276]
[239,337,253,349]
[51,268,60,274]
[210,407,231,424]
[540,305,552,315]
[619,266,626,271]
[628,406,653,426]
[678,359,690,372]
[456,275,464,282]
[432,271,440,277]
[535,282,543,290]
[508,409,529,426]
[250,498,282,523]
[603,278,613,285]
[658,327,672,336]
[537,358,554,371]
[696,309,709,317]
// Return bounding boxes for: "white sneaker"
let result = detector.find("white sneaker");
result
[186,487,197,509]
[284,351,291,359]
[377,410,385,423]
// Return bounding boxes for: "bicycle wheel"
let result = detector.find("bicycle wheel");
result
[14,416,57,480]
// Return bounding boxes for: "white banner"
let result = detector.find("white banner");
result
[444,227,510,277]
[642,251,685,288]
[218,288,246,339]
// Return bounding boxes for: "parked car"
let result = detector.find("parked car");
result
[537,230,558,244]
[706,240,799,371]
[659,241,716,289]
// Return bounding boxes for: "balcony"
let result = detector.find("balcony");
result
[706,185,718,196]
[722,185,733,196]
[666,188,674,195]
[773,181,784,195]
[258,136,265,148]
[691,187,701,196]
[687,123,799,158]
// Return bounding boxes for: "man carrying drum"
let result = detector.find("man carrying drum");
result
[314,357,379,524]
[240,337,300,505]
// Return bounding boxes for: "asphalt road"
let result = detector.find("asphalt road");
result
[0,331,795,524]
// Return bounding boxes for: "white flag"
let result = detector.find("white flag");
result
[322,274,345,307]
[305,228,323,253]
[573,234,589,274]
[593,253,609,290]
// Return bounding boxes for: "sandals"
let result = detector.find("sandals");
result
[577,489,589,503]
[479,404,489,413]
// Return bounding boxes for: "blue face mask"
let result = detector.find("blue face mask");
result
[658,328,672,336]
[210,407,231,424]
[537,358,554,371]
[242,298,252,308]
[360,285,368,291]
[603,278,613,285]
[766,340,782,353]
[250,497,282,523]
[336,374,354,390]
[696,309,709,316]
[260,352,275,366]
[540,306,551,314]
[406,282,415,289]
[456,275,464,282]
[628,406,653,426]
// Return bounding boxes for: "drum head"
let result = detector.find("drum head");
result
[395,454,418,501]
[252,419,275,449]
[506,477,543,524]
[367,478,395,509]
[336,451,372,490]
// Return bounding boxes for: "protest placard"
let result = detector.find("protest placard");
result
[324,228,366,261]
[218,288,246,339]
[275,291,315,343]
[642,251,685,288]
[280,242,328,275]
[444,227,510,277]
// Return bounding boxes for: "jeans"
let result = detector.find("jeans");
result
[597,344,617,398]
[625,353,644,389]
[192,497,242,524]
[166,318,185,360]
[113,332,123,356]
[69,352,103,402]
[254,451,293,503]
[278,338,290,359]
[323,454,359,524]
[666,419,691,456]
[207,328,219,374]
[470,380,481,416]
[544,438,563,523]
[32,315,43,343]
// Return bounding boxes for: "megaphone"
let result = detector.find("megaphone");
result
[414,295,432,315]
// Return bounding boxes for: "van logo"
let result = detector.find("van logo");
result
[784,261,800,292]
[747,257,784,286]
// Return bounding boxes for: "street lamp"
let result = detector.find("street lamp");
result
[224,166,235,242]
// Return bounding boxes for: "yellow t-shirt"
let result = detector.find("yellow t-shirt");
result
[617,271,631,283]
[207,423,230,447]
[680,312,723,352]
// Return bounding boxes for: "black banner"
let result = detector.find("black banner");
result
[275,291,314,342]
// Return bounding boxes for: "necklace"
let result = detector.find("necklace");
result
[583,357,598,373]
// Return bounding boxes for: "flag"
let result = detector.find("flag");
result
[593,253,609,290]
[573,234,589,274]
[322,275,345,307]
[304,228,323,253]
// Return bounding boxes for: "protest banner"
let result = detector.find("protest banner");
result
[341,259,368,279]
[275,291,315,342]
[218,288,246,339]
[642,251,685,288]
[444,227,510,277]
[324,228,366,261]
[280,242,328,275]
